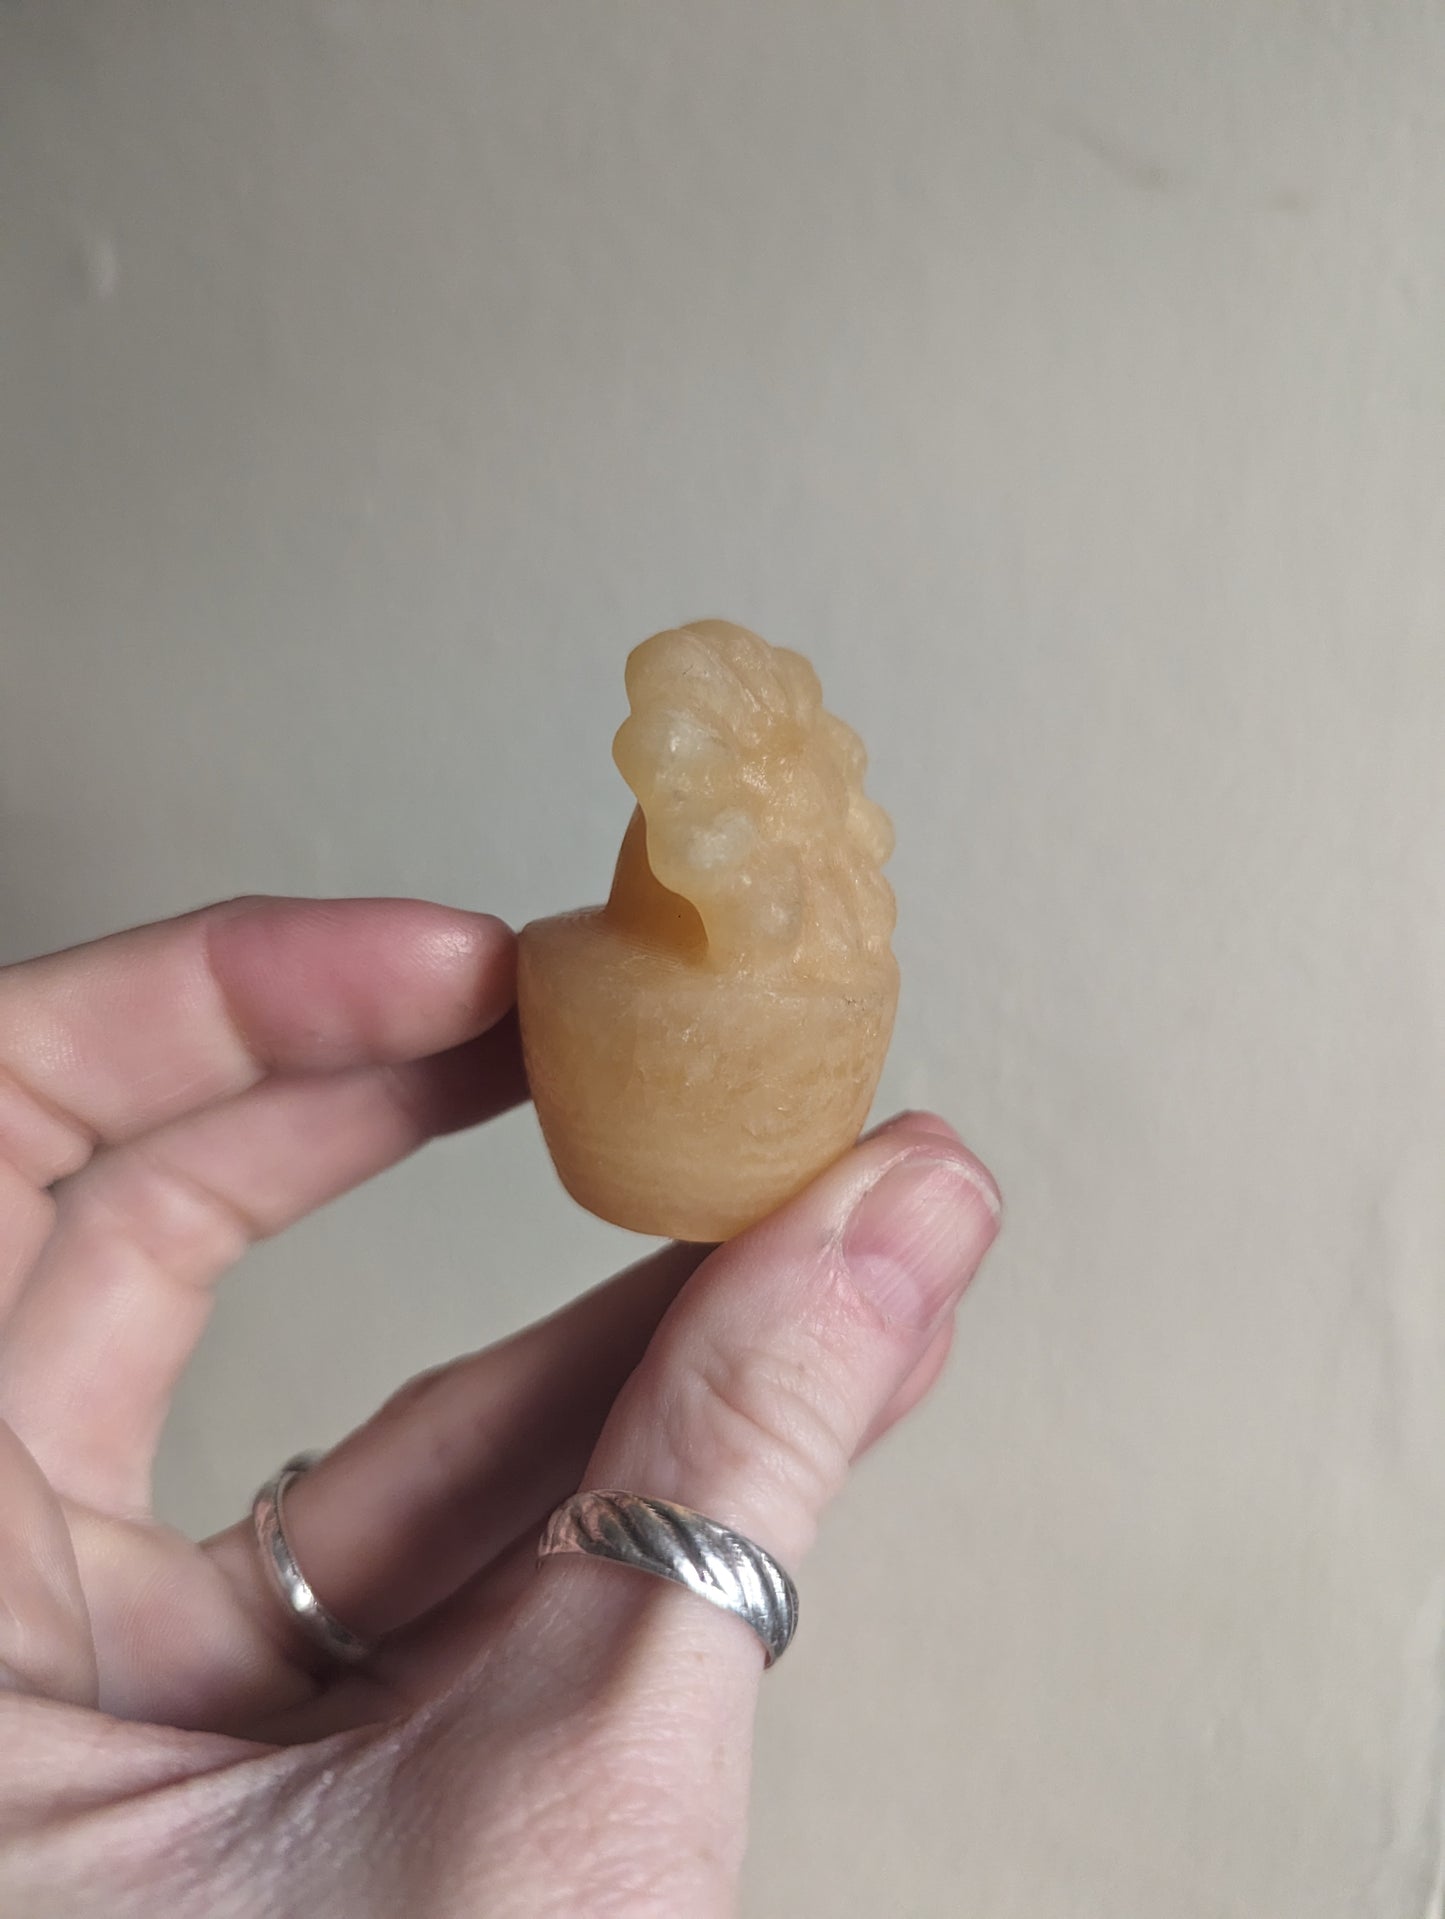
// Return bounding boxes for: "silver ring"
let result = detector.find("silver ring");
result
[251,1451,375,1666]
[537,1490,799,1667]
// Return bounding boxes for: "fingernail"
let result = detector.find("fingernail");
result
[842,1152,1001,1330]
[865,1109,964,1146]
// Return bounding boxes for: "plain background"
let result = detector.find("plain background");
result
[4,6,1445,1914]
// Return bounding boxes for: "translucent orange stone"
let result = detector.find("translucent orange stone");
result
[518,621,899,1241]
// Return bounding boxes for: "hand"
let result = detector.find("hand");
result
[0,897,1000,1916]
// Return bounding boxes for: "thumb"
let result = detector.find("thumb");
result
[573,1117,1001,1585]
[436,1116,1000,1909]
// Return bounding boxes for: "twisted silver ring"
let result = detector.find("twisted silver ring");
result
[252,1452,375,1666]
[537,1490,799,1667]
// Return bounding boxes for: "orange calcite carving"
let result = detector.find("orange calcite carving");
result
[517,621,898,1241]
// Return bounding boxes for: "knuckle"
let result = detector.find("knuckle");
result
[374,1360,453,1425]
[68,1145,259,1282]
[361,1354,515,1509]
[663,1321,855,1535]
[0,1158,56,1256]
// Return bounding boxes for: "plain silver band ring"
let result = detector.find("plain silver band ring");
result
[251,1452,375,1667]
[537,1490,799,1667]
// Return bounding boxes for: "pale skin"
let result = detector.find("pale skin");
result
[0,897,1000,1917]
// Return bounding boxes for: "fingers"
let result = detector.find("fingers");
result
[0,895,516,1344]
[0,1018,528,1513]
[276,1256,961,1737]
[0,897,516,1187]
[178,1244,706,1727]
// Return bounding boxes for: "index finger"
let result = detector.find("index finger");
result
[0,898,518,1187]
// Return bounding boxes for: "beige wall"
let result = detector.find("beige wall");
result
[5,6,1445,1913]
